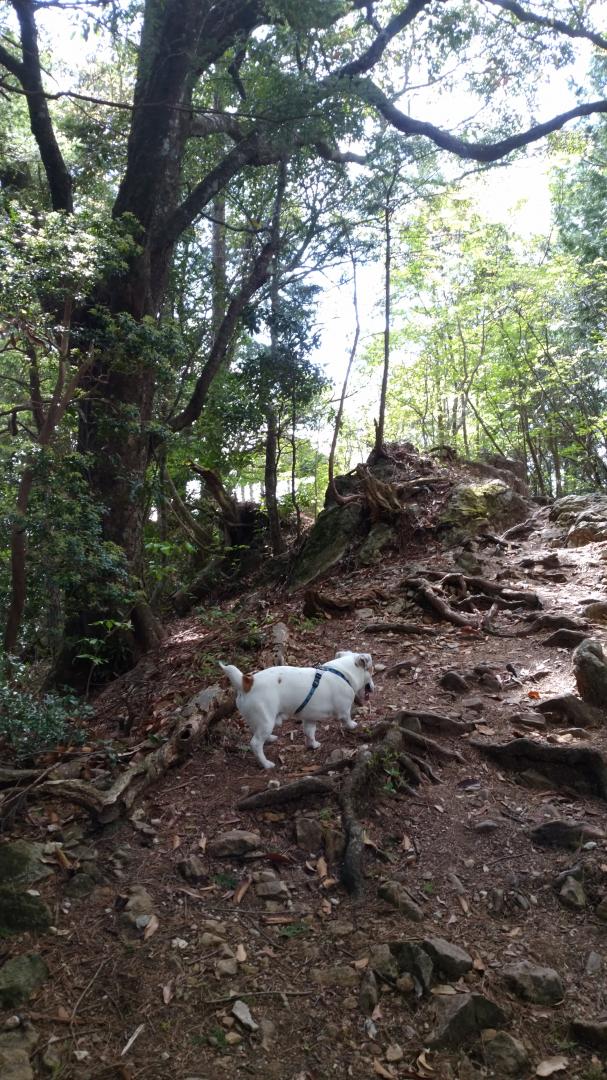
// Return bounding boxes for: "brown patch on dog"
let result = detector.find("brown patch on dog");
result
[242,673,255,693]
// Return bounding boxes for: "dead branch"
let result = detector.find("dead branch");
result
[237,776,335,809]
[363,621,438,636]
[405,577,480,628]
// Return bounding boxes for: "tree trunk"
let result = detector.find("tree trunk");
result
[264,406,284,555]
[3,467,35,656]
[371,199,392,461]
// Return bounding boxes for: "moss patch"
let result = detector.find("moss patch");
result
[0,887,51,936]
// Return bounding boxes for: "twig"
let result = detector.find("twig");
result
[70,957,110,1025]
[202,989,316,1004]
[121,1023,145,1056]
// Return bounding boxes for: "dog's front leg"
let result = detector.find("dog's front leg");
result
[302,718,321,750]
[341,711,358,731]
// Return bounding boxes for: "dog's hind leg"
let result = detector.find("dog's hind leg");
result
[248,710,277,770]
[302,718,321,750]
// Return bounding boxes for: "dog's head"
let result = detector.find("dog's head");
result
[335,650,374,702]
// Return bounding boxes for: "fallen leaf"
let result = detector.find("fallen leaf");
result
[171,835,181,850]
[144,913,159,939]
[321,876,338,889]
[373,1058,395,1078]
[162,982,174,1004]
[235,943,247,962]
[54,848,72,870]
[536,1057,568,1077]
[316,856,328,880]
[431,984,457,995]
[417,1049,435,1073]
[354,957,369,969]
[233,877,252,905]
[433,804,445,814]
[402,834,413,851]
[198,833,207,852]
[56,1005,71,1022]
[528,690,541,700]
[457,895,470,915]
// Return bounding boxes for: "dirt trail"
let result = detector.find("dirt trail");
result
[4,505,607,1080]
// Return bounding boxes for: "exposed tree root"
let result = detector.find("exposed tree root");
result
[535,694,605,727]
[236,776,335,809]
[363,621,438,636]
[541,629,590,648]
[302,587,390,618]
[394,709,476,735]
[472,736,607,799]
[0,688,236,825]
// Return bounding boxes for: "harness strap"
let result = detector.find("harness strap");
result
[321,664,354,690]
[294,664,355,716]
[294,670,323,715]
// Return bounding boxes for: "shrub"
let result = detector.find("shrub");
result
[0,661,92,761]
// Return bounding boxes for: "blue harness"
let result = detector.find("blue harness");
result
[294,665,353,715]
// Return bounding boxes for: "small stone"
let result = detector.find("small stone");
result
[395,973,415,994]
[368,944,399,981]
[118,885,155,933]
[255,880,289,899]
[0,841,54,887]
[311,966,359,988]
[327,921,354,938]
[378,881,423,921]
[200,919,227,936]
[0,1047,34,1080]
[259,1018,276,1050]
[215,958,238,977]
[474,819,499,834]
[585,951,602,976]
[429,993,507,1048]
[440,671,471,693]
[483,1030,529,1075]
[390,942,434,993]
[323,826,346,863]
[200,933,225,948]
[64,873,96,898]
[422,937,473,977]
[295,818,322,852]
[0,954,49,1008]
[232,1000,258,1032]
[359,970,378,1015]
[0,1019,38,1054]
[570,1018,607,1048]
[224,1031,242,1046]
[595,897,607,922]
[502,961,564,1005]
[178,856,207,883]
[208,831,263,857]
[558,876,586,911]
[385,1044,404,1063]
[0,887,51,935]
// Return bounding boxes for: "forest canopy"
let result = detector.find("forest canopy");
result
[2,0,607,690]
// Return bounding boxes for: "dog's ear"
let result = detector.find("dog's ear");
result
[355,653,373,670]
[335,650,349,659]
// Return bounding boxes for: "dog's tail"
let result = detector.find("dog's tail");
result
[219,661,254,693]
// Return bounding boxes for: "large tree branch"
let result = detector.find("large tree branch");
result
[168,240,275,433]
[347,78,607,162]
[338,0,432,77]
[10,0,73,211]
[482,0,607,52]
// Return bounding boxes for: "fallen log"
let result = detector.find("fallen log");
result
[405,577,479,628]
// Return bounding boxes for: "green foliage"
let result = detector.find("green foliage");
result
[0,661,91,761]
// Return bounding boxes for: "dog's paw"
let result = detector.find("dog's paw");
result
[262,760,276,770]
[345,719,358,730]
[267,734,278,742]
[306,739,321,750]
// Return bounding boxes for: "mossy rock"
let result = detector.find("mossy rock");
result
[358,522,395,566]
[0,953,49,1008]
[0,887,51,936]
[290,502,366,587]
[0,841,53,887]
[439,480,528,537]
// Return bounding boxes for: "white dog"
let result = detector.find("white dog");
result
[219,651,374,769]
